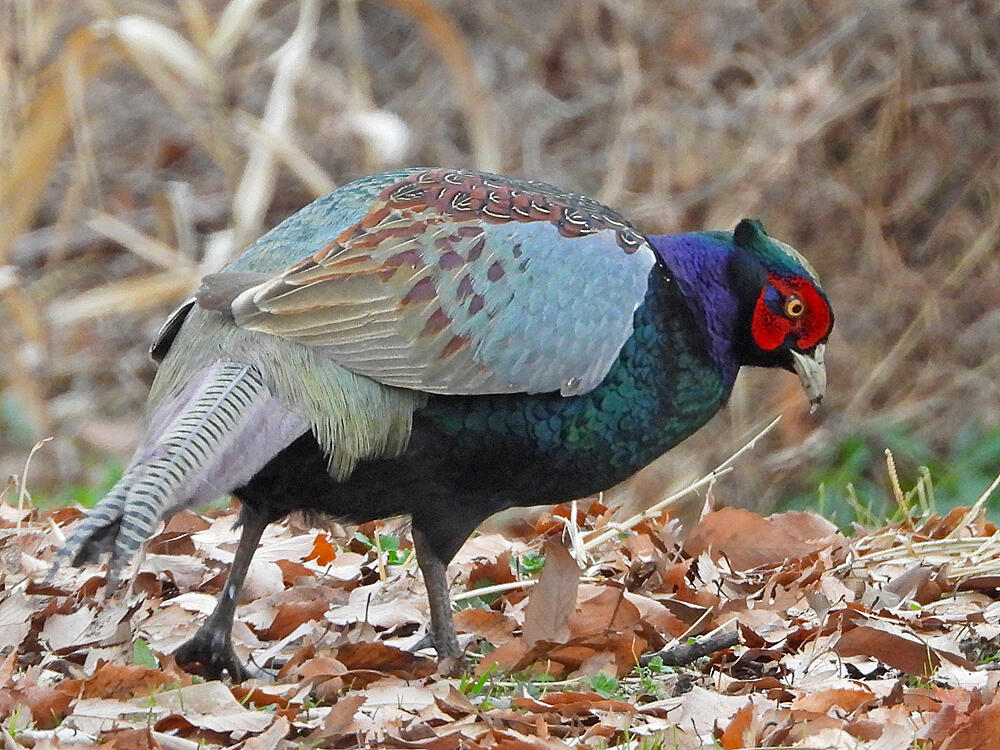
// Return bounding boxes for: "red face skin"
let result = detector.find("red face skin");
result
[751,274,832,352]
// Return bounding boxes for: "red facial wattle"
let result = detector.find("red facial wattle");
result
[751,275,831,352]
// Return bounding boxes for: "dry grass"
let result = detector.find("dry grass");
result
[1,0,998,515]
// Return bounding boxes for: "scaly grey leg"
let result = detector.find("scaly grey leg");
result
[174,503,269,681]
[412,525,462,661]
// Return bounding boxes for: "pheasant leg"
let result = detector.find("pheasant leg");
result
[412,525,462,661]
[174,503,268,681]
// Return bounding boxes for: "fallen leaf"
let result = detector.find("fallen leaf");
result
[720,703,754,750]
[294,655,349,682]
[81,662,171,700]
[569,586,641,638]
[453,606,517,645]
[834,625,939,676]
[333,641,435,679]
[147,681,274,735]
[324,582,424,630]
[475,640,529,677]
[685,508,838,569]
[242,559,286,601]
[434,685,477,718]
[66,697,156,735]
[258,596,333,640]
[241,715,290,750]
[919,702,960,744]
[0,650,16,685]
[512,690,635,717]
[303,533,337,566]
[358,682,438,712]
[676,687,755,739]
[940,702,1000,750]
[450,533,519,567]
[25,484,1000,748]
[274,559,315,586]
[0,684,75,729]
[101,727,163,749]
[522,541,580,647]
[162,510,212,536]
[146,530,196,557]
[467,550,516,589]
[791,687,875,714]
[0,590,34,652]
[39,606,96,650]
[623,591,688,641]
[142,553,208,590]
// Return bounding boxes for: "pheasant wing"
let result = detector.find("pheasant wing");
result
[200,169,656,396]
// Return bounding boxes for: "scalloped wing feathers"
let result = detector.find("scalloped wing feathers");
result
[199,169,656,397]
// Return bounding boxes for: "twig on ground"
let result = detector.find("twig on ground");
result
[640,629,740,667]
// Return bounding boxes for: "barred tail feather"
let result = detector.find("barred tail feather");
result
[52,464,142,570]
[51,362,307,587]
[110,363,266,572]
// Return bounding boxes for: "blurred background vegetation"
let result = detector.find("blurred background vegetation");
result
[1,0,998,525]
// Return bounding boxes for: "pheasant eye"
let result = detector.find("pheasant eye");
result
[784,297,805,318]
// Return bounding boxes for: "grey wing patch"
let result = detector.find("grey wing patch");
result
[468,222,655,395]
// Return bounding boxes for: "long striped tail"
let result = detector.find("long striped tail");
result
[50,362,302,588]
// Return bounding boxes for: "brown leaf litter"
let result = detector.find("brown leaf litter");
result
[4,497,1000,748]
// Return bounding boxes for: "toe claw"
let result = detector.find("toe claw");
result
[174,628,261,682]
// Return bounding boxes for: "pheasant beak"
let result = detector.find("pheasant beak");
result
[790,344,826,413]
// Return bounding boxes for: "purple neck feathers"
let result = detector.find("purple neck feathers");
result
[647,233,742,386]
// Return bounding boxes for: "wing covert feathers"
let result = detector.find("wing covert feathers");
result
[205,168,656,397]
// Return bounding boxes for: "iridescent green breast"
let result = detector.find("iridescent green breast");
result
[418,269,728,498]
